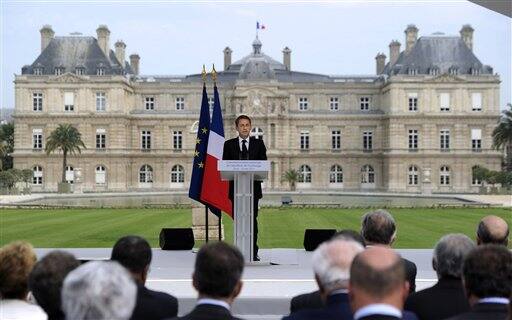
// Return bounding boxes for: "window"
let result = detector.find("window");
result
[144,97,155,110]
[54,67,63,75]
[75,67,85,75]
[175,97,185,110]
[472,92,482,111]
[408,129,418,151]
[33,93,43,111]
[298,165,312,183]
[173,131,182,150]
[440,129,450,151]
[96,92,106,111]
[363,131,373,151]
[440,166,450,185]
[472,166,482,186]
[32,166,43,185]
[96,68,105,76]
[329,165,343,183]
[96,129,106,150]
[408,67,418,76]
[440,93,450,112]
[298,97,308,111]
[139,165,153,183]
[329,97,339,111]
[95,165,106,185]
[33,67,43,75]
[360,97,370,111]
[408,93,418,111]
[64,92,74,111]
[408,165,419,185]
[331,130,341,150]
[471,129,482,152]
[449,66,459,75]
[250,127,264,140]
[32,129,43,150]
[361,165,375,184]
[141,130,151,150]
[65,166,74,184]
[300,130,309,150]
[429,67,439,76]
[171,165,184,183]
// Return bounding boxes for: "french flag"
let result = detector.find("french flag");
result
[200,83,233,217]
[256,21,266,30]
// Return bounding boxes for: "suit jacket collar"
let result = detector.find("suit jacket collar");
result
[326,292,349,307]
[472,302,508,313]
[436,276,463,288]
[191,303,233,316]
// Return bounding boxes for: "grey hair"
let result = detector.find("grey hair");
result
[312,239,364,292]
[433,234,476,278]
[361,209,397,245]
[62,261,137,320]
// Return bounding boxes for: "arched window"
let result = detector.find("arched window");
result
[408,165,419,185]
[298,165,312,183]
[361,165,375,184]
[95,165,106,185]
[65,166,74,184]
[171,165,184,183]
[33,166,43,185]
[440,166,450,185]
[329,165,343,183]
[250,127,264,140]
[139,165,153,183]
[471,166,481,185]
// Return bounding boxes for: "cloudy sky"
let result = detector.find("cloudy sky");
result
[1,0,510,111]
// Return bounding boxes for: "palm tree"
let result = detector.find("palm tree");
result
[493,104,512,171]
[282,169,299,191]
[45,124,86,183]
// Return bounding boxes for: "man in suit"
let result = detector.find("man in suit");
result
[111,235,178,320]
[349,246,410,320]
[223,114,267,261]
[172,242,245,320]
[405,234,475,320]
[360,209,417,293]
[283,237,364,320]
[476,215,509,246]
[445,244,511,320]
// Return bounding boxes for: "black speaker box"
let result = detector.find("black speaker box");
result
[159,228,195,250]
[303,229,337,251]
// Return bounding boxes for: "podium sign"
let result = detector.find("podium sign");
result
[219,160,269,262]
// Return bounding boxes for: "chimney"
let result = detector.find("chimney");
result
[404,24,418,53]
[115,40,126,66]
[389,40,401,66]
[40,25,55,52]
[282,46,291,71]
[96,25,111,56]
[130,54,140,75]
[375,53,387,74]
[460,24,474,51]
[223,47,232,71]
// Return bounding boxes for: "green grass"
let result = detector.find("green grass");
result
[0,208,510,248]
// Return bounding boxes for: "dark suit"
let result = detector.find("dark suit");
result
[131,284,178,320]
[223,136,267,258]
[444,302,508,320]
[283,293,352,320]
[404,277,469,320]
[171,304,243,320]
[402,258,417,293]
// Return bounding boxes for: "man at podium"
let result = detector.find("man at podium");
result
[222,115,267,261]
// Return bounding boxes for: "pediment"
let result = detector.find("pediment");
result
[431,73,465,83]
[49,72,87,83]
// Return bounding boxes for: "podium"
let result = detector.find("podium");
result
[219,160,269,263]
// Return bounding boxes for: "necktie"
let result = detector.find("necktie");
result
[241,139,248,160]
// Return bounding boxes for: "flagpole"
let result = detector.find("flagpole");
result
[205,205,209,243]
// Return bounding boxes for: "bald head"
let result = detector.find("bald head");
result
[477,215,509,246]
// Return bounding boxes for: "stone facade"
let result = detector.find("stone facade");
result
[13,24,502,193]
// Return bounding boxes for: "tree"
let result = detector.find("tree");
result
[282,169,299,191]
[492,104,512,171]
[0,122,14,170]
[45,124,86,183]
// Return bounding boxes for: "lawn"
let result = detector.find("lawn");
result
[0,207,510,248]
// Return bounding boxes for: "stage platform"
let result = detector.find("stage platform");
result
[34,248,437,320]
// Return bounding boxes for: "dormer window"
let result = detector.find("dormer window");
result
[470,67,481,75]
[407,67,418,76]
[75,67,85,75]
[449,66,459,75]
[429,66,439,76]
[97,67,105,76]
[54,67,64,75]
[33,67,43,75]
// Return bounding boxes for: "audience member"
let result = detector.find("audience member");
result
[28,250,80,320]
[0,241,47,320]
[111,235,178,320]
[61,260,137,320]
[404,234,475,320]
[476,215,509,246]
[172,242,245,320]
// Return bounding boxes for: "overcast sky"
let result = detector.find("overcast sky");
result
[1,0,510,111]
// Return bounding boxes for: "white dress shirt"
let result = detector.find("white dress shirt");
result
[354,303,402,320]
[238,136,250,152]
[197,298,230,310]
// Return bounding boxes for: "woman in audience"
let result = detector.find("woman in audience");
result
[0,241,47,320]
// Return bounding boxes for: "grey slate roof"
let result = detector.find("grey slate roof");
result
[382,36,493,75]
[22,36,131,75]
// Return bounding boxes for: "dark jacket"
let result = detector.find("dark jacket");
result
[402,258,417,293]
[131,284,178,320]
[404,277,469,320]
[283,293,352,320]
[444,302,509,320]
[171,304,243,320]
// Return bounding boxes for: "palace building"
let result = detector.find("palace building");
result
[13,24,502,193]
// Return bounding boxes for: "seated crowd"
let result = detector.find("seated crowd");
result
[0,211,510,320]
